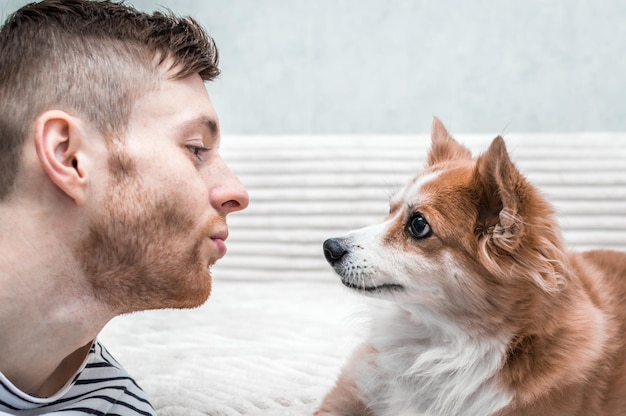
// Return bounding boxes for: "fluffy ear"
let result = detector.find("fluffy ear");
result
[427,117,472,166]
[34,110,89,205]
[474,137,568,293]
[474,136,527,253]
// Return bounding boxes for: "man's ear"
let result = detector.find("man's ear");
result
[34,110,89,205]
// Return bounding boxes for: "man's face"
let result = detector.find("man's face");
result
[76,74,248,313]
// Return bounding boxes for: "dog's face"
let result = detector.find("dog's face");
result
[323,118,568,329]
[323,145,481,309]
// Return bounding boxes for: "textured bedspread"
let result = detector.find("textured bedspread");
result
[100,280,366,416]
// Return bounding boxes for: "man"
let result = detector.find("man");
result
[0,0,249,414]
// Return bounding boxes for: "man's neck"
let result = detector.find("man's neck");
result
[0,295,106,397]
[34,341,95,398]
[0,209,112,397]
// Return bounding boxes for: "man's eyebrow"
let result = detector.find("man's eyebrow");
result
[178,115,219,138]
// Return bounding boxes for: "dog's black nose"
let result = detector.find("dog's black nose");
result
[323,238,348,265]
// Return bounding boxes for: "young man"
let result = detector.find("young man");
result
[0,0,249,414]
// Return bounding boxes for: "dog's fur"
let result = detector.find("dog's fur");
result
[315,119,626,416]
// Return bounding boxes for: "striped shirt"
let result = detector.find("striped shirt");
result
[0,340,155,415]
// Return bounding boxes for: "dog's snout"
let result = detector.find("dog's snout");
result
[323,238,348,265]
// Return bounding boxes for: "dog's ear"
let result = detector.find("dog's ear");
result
[474,136,527,253]
[427,117,472,166]
[474,137,568,293]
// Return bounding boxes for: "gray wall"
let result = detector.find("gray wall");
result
[2,0,626,134]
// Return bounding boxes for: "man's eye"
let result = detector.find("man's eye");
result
[186,145,210,162]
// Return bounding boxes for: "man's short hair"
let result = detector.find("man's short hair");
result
[0,0,220,200]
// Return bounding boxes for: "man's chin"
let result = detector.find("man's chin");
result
[168,291,211,310]
[165,270,213,310]
[114,268,213,313]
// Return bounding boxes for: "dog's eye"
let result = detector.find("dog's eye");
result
[408,213,431,239]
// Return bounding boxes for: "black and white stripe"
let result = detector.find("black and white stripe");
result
[0,341,155,415]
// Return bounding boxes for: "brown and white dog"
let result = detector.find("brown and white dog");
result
[315,119,626,416]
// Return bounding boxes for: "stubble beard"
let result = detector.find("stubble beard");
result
[74,149,215,314]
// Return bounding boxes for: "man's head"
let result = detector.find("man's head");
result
[0,0,248,314]
[0,0,219,200]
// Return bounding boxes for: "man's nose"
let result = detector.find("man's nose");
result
[210,156,249,215]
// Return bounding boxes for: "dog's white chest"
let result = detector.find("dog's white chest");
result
[358,305,513,416]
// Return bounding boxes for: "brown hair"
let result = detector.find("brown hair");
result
[0,0,220,200]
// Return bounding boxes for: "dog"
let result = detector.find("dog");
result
[314,118,626,416]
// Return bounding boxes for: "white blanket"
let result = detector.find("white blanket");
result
[100,280,366,416]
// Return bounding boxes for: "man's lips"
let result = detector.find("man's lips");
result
[210,230,229,259]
